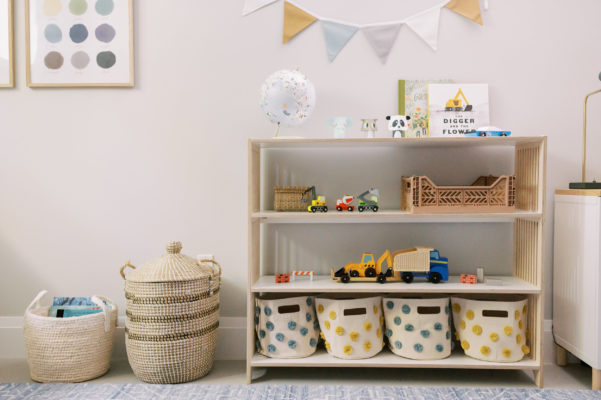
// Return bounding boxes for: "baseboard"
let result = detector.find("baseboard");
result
[0,317,565,364]
[0,316,246,361]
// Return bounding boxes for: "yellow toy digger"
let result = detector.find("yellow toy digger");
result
[445,88,473,112]
[333,250,393,284]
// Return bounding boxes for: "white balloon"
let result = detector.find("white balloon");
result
[260,69,316,126]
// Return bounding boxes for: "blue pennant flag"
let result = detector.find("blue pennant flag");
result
[321,20,358,62]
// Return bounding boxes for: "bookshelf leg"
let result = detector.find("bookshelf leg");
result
[593,368,601,390]
[556,344,568,367]
[246,365,253,384]
[533,368,543,388]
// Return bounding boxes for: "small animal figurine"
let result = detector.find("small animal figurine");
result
[327,117,352,138]
[361,119,378,138]
[386,115,411,138]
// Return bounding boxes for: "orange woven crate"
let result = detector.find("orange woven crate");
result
[275,273,290,283]
[401,175,516,213]
[460,274,477,284]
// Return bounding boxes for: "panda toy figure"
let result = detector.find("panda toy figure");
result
[385,115,411,138]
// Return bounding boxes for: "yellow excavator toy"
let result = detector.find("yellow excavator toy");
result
[445,88,473,112]
[334,250,392,283]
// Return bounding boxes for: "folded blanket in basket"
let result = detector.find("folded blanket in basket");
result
[49,297,109,318]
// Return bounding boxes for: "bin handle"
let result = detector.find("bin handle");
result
[120,260,136,280]
[199,259,222,278]
[26,290,48,313]
[91,296,114,332]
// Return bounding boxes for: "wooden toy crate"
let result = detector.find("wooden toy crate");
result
[401,175,516,213]
[274,186,312,211]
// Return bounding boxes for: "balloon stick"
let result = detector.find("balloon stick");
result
[274,122,281,138]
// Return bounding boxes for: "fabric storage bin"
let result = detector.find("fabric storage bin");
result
[451,296,530,362]
[316,296,384,360]
[120,241,221,384]
[383,296,451,360]
[23,290,117,383]
[255,296,320,358]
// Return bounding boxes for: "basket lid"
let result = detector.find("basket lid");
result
[125,241,215,283]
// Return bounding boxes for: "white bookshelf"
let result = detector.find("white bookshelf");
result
[247,137,546,386]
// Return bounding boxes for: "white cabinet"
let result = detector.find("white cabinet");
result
[554,190,601,389]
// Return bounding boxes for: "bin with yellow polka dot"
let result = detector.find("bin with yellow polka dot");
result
[451,296,529,362]
[255,296,320,358]
[316,296,383,360]
[383,296,451,360]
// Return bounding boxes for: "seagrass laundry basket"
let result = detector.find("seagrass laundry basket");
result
[120,241,221,384]
[24,290,118,383]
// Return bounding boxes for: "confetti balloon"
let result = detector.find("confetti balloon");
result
[260,69,316,126]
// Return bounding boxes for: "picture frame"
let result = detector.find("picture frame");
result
[0,0,14,88]
[26,0,134,87]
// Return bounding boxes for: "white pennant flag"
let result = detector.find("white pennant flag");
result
[404,5,442,51]
[242,0,278,16]
[362,24,402,64]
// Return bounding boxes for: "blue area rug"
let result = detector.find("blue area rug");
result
[2,384,601,399]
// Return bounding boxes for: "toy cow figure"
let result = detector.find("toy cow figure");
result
[386,115,411,138]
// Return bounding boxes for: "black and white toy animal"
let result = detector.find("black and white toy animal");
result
[386,115,411,138]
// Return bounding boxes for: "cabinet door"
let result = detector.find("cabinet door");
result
[553,194,601,366]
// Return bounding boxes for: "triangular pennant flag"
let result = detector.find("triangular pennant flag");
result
[242,0,278,16]
[283,2,318,44]
[445,0,483,25]
[321,20,359,62]
[405,6,441,51]
[362,24,402,64]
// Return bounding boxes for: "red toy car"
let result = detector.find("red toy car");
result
[336,195,354,211]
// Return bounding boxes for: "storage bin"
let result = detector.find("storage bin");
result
[383,296,451,360]
[23,290,117,383]
[451,296,529,362]
[316,296,384,360]
[274,186,312,211]
[255,296,320,358]
[120,241,221,383]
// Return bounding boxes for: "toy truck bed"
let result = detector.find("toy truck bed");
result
[392,247,433,272]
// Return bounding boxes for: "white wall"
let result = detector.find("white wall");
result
[1,0,601,320]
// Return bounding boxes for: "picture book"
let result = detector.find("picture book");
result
[427,83,490,137]
[398,79,453,137]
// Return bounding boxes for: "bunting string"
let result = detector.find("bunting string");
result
[243,0,485,63]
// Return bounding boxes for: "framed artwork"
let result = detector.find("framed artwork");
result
[26,0,134,87]
[0,0,14,87]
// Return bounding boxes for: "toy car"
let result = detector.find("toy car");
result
[465,126,511,137]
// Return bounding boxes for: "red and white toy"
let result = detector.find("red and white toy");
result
[336,195,354,212]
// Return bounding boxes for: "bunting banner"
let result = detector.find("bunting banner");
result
[242,0,278,16]
[445,0,483,25]
[283,1,318,43]
[245,0,487,63]
[405,5,442,51]
[362,24,402,64]
[321,20,359,62]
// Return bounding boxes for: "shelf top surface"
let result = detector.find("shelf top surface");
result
[251,348,539,369]
[252,275,539,294]
[252,210,542,223]
[250,136,546,150]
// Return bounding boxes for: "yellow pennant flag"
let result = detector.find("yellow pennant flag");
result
[446,0,483,25]
[283,2,317,43]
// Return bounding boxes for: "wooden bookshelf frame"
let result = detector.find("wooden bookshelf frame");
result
[247,137,546,386]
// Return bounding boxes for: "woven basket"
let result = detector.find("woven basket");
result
[120,241,221,384]
[274,186,312,211]
[23,290,118,383]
